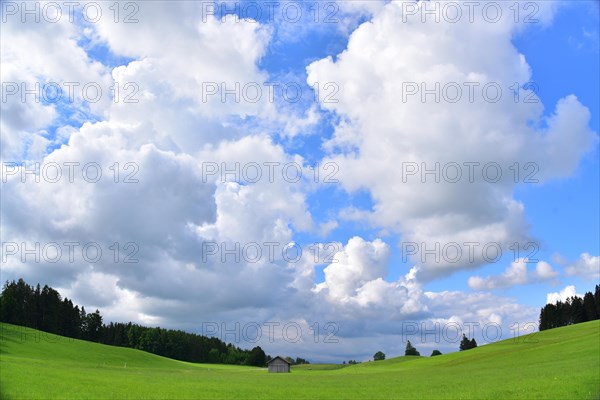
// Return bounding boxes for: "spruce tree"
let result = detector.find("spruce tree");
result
[405,340,420,356]
[595,285,600,316]
[459,334,470,351]
[583,292,598,321]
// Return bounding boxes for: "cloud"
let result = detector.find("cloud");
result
[306,0,597,280]
[564,253,600,280]
[0,8,111,160]
[0,5,303,317]
[311,236,538,334]
[314,236,390,303]
[546,285,582,304]
[468,258,559,290]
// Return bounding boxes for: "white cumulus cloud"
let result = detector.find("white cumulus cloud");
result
[546,285,582,304]
[307,0,597,280]
[468,258,559,290]
[565,253,600,280]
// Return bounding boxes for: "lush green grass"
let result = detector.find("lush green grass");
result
[1,320,598,399]
[292,363,348,371]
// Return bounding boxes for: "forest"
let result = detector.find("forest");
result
[0,279,267,366]
[538,285,600,331]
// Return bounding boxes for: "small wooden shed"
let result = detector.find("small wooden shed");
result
[267,356,291,373]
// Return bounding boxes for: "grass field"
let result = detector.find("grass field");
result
[1,320,598,399]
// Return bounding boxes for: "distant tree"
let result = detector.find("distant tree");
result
[583,292,598,321]
[595,285,600,316]
[431,350,442,357]
[208,348,222,363]
[0,279,34,326]
[84,309,103,342]
[39,285,62,333]
[246,346,266,367]
[33,284,42,328]
[460,334,477,351]
[79,306,88,339]
[405,341,420,356]
[295,357,309,365]
[570,296,586,323]
[557,300,570,325]
[539,304,553,331]
[0,280,19,324]
[459,334,470,351]
[374,351,385,361]
[342,361,346,365]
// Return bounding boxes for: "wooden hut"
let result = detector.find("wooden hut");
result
[267,356,291,373]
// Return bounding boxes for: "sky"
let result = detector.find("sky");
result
[1,0,599,362]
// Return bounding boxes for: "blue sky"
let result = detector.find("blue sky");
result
[1,0,598,362]
[262,0,600,305]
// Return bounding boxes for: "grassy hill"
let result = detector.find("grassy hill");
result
[1,320,598,399]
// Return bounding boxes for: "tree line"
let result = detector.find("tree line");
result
[539,285,600,331]
[370,286,600,363]
[371,337,470,362]
[284,356,310,365]
[0,279,267,366]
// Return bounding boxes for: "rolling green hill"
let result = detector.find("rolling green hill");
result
[1,320,598,399]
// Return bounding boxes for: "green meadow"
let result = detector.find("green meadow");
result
[1,320,598,399]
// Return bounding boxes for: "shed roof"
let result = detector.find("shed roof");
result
[267,356,291,365]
